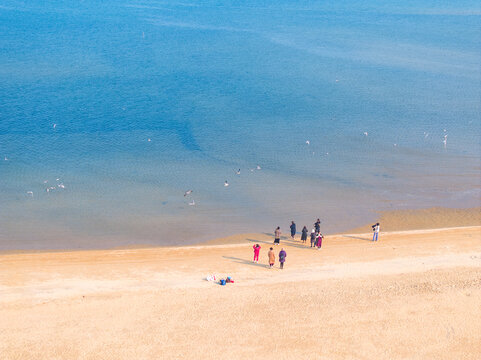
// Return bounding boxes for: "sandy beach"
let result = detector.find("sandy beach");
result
[1,219,480,359]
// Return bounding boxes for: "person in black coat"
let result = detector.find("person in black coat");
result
[301,226,308,243]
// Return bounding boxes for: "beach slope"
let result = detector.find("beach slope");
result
[1,226,480,359]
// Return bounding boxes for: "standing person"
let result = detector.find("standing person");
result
[279,248,287,269]
[310,229,316,248]
[268,247,275,268]
[274,226,281,245]
[372,223,380,241]
[316,233,324,249]
[290,221,296,240]
[253,244,261,263]
[301,226,308,243]
[314,219,321,233]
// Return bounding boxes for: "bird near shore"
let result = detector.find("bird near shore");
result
[306,140,310,145]
[184,190,193,197]
[224,181,229,187]
[256,165,261,170]
[26,191,33,196]
[189,199,195,206]
[235,169,240,175]
[363,132,368,136]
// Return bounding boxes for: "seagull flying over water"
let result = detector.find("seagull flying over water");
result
[184,190,193,197]
[224,181,229,187]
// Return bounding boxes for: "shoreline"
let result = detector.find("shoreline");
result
[1,206,480,255]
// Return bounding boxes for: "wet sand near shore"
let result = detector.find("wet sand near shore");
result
[1,225,480,359]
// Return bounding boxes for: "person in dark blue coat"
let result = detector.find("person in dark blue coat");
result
[279,248,287,269]
[290,221,296,240]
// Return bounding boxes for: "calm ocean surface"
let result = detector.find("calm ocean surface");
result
[0,0,480,249]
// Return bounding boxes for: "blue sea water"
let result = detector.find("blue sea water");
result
[0,0,480,250]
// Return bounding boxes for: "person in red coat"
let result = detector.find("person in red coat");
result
[253,244,261,263]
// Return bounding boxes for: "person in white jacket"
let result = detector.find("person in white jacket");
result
[372,223,380,241]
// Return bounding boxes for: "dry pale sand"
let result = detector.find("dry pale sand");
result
[1,226,480,359]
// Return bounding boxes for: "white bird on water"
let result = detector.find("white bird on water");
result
[58,184,65,189]
[235,169,241,175]
[46,186,56,193]
[147,138,151,142]
[443,134,448,147]
[4,156,8,161]
[424,132,429,138]
[224,181,229,187]
[256,165,261,170]
[184,190,193,197]
[305,140,310,145]
[53,124,57,129]
[189,199,195,206]
[363,132,368,137]
[26,191,33,196]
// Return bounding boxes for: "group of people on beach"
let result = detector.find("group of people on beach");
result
[275,219,324,249]
[254,219,381,268]
[252,219,325,269]
[253,244,287,269]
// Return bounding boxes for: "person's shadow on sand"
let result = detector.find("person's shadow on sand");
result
[248,237,307,249]
[342,235,372,242]
[222,256,268,268]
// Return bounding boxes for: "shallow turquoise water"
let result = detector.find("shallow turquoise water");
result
[0,1,480,249]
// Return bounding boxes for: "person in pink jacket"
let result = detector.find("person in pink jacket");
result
[316,233,324,249]
[253,244,261,263]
